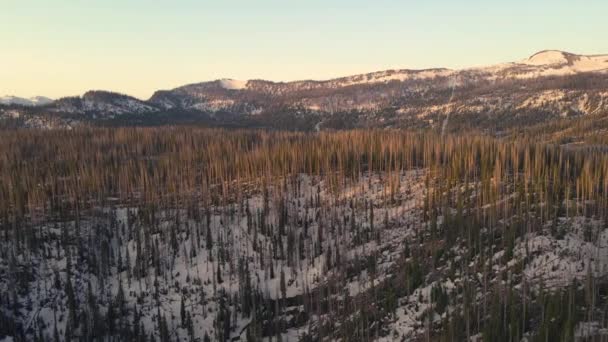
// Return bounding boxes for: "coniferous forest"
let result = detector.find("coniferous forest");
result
[1,127,608,341]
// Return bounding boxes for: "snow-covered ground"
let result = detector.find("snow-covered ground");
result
[0,170,428,341]
[2,165,607,341]
[516,217,608,289]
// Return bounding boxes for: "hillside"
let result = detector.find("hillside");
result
[1,128,607,341]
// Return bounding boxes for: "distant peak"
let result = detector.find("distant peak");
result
[0,95,53,106]
[82,90,142,101]
[524,50,574,66]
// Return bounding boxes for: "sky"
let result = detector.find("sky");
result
[1,0,607,100]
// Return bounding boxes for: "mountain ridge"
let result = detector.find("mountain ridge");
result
[2,50,608,130]
[0,95,53,107]
[147,50,608,97]
[4,50,606,102]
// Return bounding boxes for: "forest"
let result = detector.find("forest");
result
[1,127,608,341]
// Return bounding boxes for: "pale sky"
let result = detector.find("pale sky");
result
[1,0,607,100]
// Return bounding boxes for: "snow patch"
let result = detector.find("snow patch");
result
[219,79,248,90]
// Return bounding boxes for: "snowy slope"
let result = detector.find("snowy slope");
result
[0,171,428,341]
[0,96,53,106]
[219,79,249,90]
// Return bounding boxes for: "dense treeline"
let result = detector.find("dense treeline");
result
[1,127,608,341]
[512,112,608,146]
[1,127,606,218]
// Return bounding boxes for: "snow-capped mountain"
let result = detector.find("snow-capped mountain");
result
[0,95,53,106]
[144,50,608,130]
[3,50,608,130]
